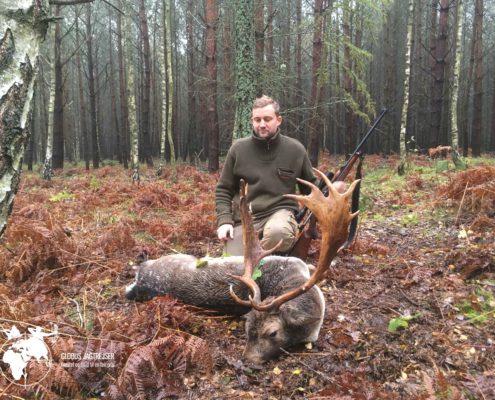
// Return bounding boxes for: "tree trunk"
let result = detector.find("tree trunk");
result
[162,0,176,166]
[122,0,140,181]
[205,0,220,172]
[265,0,274,64]
[75,14,90,170]
[428,0,438,148]
[295,0,303,143]
[52,5,64,169]
[343,0,355,156]
[430,0,449,146]
[233,0,256,139]
[450,0,463,152]
[186,0,196,161]
[471,0,483,157]
[397,0,414,175]
[307,0,325,166]
[108,12,121,164]
[0,1,50,236]
[43,19,56,179]
[85,4,100,168]
[117,9,129,169]
[254,0,265,77]
[139,0,153,166]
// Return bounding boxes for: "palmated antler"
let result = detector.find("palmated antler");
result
[228,180,282,306]
[245,168,359,312]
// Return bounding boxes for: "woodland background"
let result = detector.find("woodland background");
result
[0,0,494,398]
[23,0,495,177]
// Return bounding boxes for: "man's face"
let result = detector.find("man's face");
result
[252,104,282,139]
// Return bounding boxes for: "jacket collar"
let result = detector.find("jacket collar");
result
[251,129,281,151]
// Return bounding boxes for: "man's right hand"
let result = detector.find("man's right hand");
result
[217,224,234,241]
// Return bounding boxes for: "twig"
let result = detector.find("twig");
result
[455,182,469,225]
[399,289,420,307]
[432,291,446,322]
[68,297,85,327]
[278,347,341,387]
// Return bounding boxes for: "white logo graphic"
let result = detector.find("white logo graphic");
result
[0,325,57,386]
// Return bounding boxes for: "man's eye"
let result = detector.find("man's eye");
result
[264,118,272,122]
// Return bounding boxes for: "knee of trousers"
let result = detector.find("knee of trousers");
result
[261,225,295,252]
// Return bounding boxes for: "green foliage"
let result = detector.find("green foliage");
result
[253,259,266,281]
[456,287,495,324]
[90,176,102,190]
[400,213,418,226]
[49,190,75,202]
[388,312,421,332]
[435,160,449,173]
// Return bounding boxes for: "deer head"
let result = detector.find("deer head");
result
[229,168,359,362]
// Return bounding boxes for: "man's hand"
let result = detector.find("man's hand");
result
[217,224,234,241]
[333,181,347,194]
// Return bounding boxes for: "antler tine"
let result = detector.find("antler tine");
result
[229,180,282,307]
[250,168,358,312]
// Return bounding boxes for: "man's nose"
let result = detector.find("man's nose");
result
[259,120,266,127]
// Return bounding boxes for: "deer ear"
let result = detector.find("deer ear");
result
[280,302,322,326]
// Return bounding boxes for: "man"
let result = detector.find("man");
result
[215,95,317,256]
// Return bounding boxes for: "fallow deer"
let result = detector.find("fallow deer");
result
[126,168,358,363]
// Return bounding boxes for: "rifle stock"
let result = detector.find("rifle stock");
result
[288,108,387,259]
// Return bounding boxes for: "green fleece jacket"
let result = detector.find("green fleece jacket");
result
[215,131,317,227]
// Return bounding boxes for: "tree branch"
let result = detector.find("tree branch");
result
[49,0,94,5]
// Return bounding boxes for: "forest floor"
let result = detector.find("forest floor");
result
[0,154,494,399]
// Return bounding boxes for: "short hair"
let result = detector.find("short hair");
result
[252,95,280,115]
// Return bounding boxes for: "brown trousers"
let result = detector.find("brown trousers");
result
[223,209,298,256]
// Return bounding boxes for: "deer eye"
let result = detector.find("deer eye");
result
[269,330,277,337]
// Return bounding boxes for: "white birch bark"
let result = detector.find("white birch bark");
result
[161,0,176,168]
[122,0,140,182]
[397,0,414,175]
[43,18,56,179]
[0,0,50,235]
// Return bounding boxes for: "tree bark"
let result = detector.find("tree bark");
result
[233,0,256,139]
[0,1,50,236]
[307,0,325,166]
[85,3,100,168]
[343,0,355,156]
[186,0,196,161]
[117,9,129,169]
[397,0,414,175]
[471,0,483,157]
[139,0,153,166]
[205,0,220,172]
[430,0,449,146]
[162,0,176,166]
[52,5,64,169]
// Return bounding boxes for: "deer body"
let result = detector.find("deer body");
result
[126,254,324,362]
[126,169,357,363]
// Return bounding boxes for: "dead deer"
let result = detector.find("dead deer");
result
[126,169,358,363]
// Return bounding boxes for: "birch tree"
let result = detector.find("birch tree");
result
[161,0,176,169]
[0,0,50,236]
[122,0,139,182]
[450,0,466,168]
[42,18,57,179]
[397,0,414,176]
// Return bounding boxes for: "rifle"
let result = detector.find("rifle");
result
[289,108,387,259]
